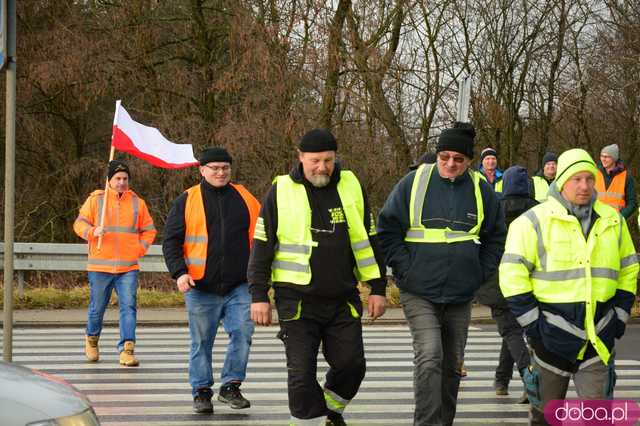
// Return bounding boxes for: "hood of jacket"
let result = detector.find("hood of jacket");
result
[502,166,530,197]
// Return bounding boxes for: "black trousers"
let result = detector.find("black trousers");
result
[491,307,530,386]
[277,298,366,420]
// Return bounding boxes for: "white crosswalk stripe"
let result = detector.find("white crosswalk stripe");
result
[3,326,639,425]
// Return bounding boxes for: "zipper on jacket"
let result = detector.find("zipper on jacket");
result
[218,193,225,292]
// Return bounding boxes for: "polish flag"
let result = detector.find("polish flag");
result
[111,100,199,169]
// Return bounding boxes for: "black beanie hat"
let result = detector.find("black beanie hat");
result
[299,128,338,152]
[199,147,233,165]
[436,122,475,159]
[480,147,498,162]
[107,160,130,181]
[542,151,558,166]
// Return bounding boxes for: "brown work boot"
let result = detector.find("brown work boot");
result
[119,341,139,367]
[85,335,99,362]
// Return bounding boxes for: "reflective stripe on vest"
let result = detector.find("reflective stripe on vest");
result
[532,176,550,202]
[495,178,503,193]
[271,171,381,285]
[85,190,150,273]
[517,198,637,364]
[183,183,260,280]
[595,169,626,211]
[405,164,484,243]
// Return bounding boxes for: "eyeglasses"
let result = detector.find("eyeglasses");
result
[203,164,231,173]
[437,153,466,164]
[310,221,336,234]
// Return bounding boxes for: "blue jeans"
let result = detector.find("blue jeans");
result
[86,270,139,352]
[185,284,254,396]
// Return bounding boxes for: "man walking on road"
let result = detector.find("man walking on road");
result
[476,165,536,402]
[377,122,506,426]
[595,143,637,219]
[500,148,638,425]
[162,147,261,414]
[248,128,387,426]
[73,160,157,367]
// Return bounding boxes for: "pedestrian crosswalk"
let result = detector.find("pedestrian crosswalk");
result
[3,326,640,425]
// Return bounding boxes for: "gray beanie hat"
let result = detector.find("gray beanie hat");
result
[600,144,619,162]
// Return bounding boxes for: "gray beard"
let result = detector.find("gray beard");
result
[308,174,330,188]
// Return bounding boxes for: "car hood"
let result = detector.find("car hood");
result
[0,361,92,424]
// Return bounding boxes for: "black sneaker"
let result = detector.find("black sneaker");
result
[193,388,213,414]
[326,411,347,426]
[218,382,250,409]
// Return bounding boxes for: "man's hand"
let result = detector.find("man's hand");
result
[176,274,195,293]
[92,226,104,237]
[367,295,387,321]
[251,302,272,326]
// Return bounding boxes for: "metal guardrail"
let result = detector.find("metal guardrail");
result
[0,242,168,295]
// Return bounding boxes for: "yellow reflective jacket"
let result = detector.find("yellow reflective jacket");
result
[499,196,638,365]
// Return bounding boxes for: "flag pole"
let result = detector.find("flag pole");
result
[97,100,122,251]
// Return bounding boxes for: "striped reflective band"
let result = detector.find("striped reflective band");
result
[411,164,432,227]
[277,243,311,255]
[534,353,572,377]
[352,239,371,251]
[501,253,535,271]
[255,217,267,239]
[140,224,156,232]
[76,215,93,226]
[140,240,150,249]
[595,309,615,333]
[516,308,539,327]
[131,195,139,228]
[88,259,138,267]
[531,267,618,281]
[591,268,619,280]
[615,307,630,324]
[185,258,205,266]
[185,236,207,243]
[324,388,349,413]
[599,192,624,200]
[272,260,310,273]
[620,254,638,268]
[356,257,377,268]
[104,226,138,234]
[406,229,477,241]
[522,210,546,269]
[542,310,586,339]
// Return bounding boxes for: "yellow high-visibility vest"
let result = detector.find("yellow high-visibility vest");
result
[532,175,550,202]
[405,163,484,243]
[271,171,380,284]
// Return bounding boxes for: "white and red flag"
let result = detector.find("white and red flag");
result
[111,100,198,169]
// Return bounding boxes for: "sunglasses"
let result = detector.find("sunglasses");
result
[437,153,466,164]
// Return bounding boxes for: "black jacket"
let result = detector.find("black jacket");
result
[247,163,386,304]
[162,180,254,295]
[377,167,506,304]
[476,165,538,307]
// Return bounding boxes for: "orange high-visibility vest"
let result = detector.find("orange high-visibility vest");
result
[595,169,627,211]
[183,183,260,280]
[74,189,157,273]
